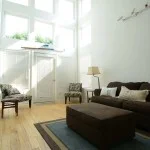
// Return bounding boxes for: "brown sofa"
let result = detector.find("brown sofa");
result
[91,82,150,131]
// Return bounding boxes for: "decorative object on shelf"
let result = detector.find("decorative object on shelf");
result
[35,35,53,44]
[21,46,65,52]
[117,2,150,22]
[87,66,101,89]
[6,32,28,40]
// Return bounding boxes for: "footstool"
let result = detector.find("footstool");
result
[66,103,135,149]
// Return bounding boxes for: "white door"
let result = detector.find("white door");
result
[34,54,55,103]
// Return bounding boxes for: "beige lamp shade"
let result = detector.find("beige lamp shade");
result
[87,66,100,75]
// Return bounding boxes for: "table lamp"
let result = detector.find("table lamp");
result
[87,66,101,89]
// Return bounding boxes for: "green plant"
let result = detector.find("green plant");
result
[7,32,28,40]
[35,35,53,44]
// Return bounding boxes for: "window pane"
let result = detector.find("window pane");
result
[56,27,74,49]
[80,24,91,47]
[34,21,53,39]
[80,0,91,17]
[7,0,28,6]
[58,0,74,21]
[35,0,53,13]
[5,14,28,36]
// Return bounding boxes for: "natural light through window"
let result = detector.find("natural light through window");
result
[5,14,28,36]
[80,24,91,47]
[34,21,53,39]
[35,0,53,13]
[56,27,74,49]
[7,0,28,6]
[80,0,91,17]
[58,0,74,22]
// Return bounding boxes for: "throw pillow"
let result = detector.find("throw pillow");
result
[100,87,117,97]
[118,86,149,102]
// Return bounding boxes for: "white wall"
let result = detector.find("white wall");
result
[79,0,150,89]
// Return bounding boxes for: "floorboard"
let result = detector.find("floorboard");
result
[0,103,66,150]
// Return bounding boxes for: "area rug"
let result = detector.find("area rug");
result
[34,119,150,150]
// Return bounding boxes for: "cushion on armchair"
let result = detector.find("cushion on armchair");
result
[65,92,81,97]
[5,94,32,102]
[0,84,20,98]
[69,83,82,92]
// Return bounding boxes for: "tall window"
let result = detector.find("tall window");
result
[35,0,53,13]
[5,14,28,37]
[58,0,74,21]
[56,27,74,49]
[80,0,91,17]
[34,21,53,42]
[80,24,91,47]
[7,0,28,6]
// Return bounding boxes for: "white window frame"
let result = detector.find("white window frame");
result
[34,19,54,40]
[1,0,77,48]
[3,12,29,37]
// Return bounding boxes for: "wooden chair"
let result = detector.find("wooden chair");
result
[65,83,82,104]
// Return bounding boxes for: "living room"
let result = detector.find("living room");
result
[0,0,150,150]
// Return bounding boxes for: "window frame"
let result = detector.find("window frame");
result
[5,0,29,6]
[3,12,29,38]
[1,0,77,49]
[34,0,54,14]
[34,19,54,41]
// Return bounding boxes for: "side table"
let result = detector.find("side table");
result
[84,88,94,103]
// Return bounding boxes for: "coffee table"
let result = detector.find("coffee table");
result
[66,103,135,149]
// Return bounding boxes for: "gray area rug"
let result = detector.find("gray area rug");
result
[35,119,150,150]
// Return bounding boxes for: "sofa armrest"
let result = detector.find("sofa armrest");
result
[94,89,101,96]
[123,100,150,115]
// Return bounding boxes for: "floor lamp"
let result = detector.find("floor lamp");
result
[87,66,101,89]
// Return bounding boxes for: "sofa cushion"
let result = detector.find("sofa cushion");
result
[122,100,150,115]
[119,86,149,102]
[107,82,144,96]
[139,82,150,102]
[101,87,117,97]
[91,96,123,108]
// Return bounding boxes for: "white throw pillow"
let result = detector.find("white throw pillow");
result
[118,86,149,102]
[100,87,117,97]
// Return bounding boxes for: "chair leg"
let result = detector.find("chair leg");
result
[65,96,67,104]
[15,101,18,116]
[79,96,82,104]
[29,100,31,108]
[69,97,70,101]
[1,102,4,118]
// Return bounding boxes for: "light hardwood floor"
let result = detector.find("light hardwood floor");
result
[0,103,66,150]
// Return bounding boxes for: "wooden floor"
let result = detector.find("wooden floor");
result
[0,103,66,150]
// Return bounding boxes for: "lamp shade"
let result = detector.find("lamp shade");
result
[87,66,100,75]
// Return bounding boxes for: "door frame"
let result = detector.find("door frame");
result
[33,52,56,103]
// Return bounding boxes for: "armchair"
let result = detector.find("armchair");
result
[0,84,32,118]
[65,83,82,104]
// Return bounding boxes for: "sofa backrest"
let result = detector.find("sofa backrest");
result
[107,82,144,96]
[139,82,150,102]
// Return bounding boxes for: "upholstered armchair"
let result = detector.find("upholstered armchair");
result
[65,83,82,104]
[0,84,32,104]
[0,84,32,118]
